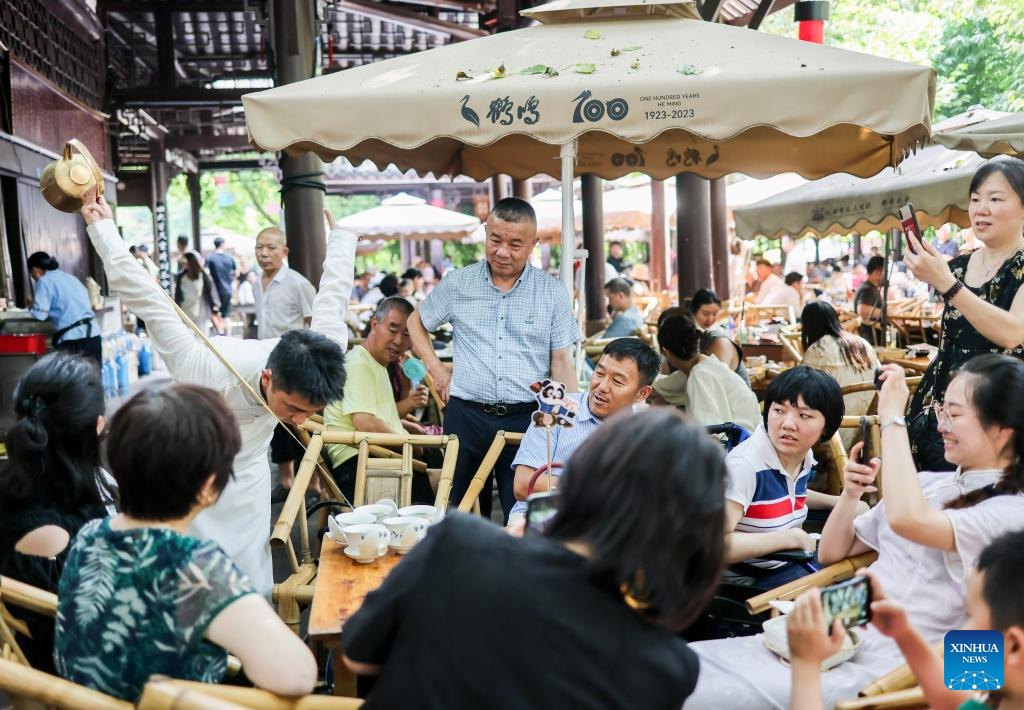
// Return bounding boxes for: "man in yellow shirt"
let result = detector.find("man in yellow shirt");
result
[324,297,432,501]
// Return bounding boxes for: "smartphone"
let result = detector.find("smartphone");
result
[858,416,873,465]
[897,203,921,254]
[525,491,561,535]
[821,575,872,633]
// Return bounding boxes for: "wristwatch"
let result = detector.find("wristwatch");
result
[880,415,907,432]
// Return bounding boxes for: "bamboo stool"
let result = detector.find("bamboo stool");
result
[456,431,525,514]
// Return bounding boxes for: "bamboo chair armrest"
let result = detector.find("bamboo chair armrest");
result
[0,576,57,616]
[745,551,878,615]
[834,687,927,710]
[141,678,364,709]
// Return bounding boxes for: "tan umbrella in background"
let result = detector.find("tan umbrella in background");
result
[732,144,995,240]
[934,112,1024,158]
[532,186,582,240]
[243,0,935,292]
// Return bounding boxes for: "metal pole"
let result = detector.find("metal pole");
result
[709,177,729,296]
[676,173,713,302]
[559,141,577,296]
[274,0,325,283]
[581,174,605,336]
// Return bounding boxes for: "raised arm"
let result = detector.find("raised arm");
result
[309,208,358,348]
[80,189,220,381]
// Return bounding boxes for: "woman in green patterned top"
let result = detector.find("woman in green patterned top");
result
[53,385,317,701]
[904,160,1024,471]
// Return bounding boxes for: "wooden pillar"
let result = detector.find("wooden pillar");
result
[492,175,512,201]
[187,172,201,252]
[149,138,172,294]
[853,232,862,264]
[274,0,325,283]
[649,179,670,293]
[709,177,729,296]
[676,173,713,303]
[581,174,606,336]
[512,179,531,201]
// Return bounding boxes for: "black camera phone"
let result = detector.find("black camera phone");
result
[821,575,872,634]
[525,491,561,535]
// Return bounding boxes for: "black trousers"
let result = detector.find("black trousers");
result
[56,335,102,367]
[443,397,532,522]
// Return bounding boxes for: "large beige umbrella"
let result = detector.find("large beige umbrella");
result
[934,112,1024,158]
[733,144,993,240]
[334,192,481,240]
[532,187,582,240]
[244,0,934,291]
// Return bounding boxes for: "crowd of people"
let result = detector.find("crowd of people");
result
[1,159,1024,710]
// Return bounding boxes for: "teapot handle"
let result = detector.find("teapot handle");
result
[66,139,104,198]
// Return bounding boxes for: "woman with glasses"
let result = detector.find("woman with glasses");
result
[904,159,1024,471]
[683,354,1024,709]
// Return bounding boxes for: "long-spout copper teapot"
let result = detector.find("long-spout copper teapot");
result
[40,139,104,213]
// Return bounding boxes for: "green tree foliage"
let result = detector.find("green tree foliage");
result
[761,0,1024,118]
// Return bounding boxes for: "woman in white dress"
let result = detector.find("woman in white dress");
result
[800,301,881,448]
[684,354,1024,710]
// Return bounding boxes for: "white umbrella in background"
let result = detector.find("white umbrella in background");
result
[335,192,481,240]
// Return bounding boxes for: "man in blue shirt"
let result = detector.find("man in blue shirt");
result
[508,337,659,522]
[408,198,579,521]
[205,238,238,328]
[603,277,644,338]
[28,251,100,364]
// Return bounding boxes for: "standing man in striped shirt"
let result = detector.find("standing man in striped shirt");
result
[408,198,579,521]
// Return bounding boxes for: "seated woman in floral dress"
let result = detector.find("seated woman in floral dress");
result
[54,384,317,701]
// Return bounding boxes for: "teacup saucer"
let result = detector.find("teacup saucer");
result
[344,546,383,564]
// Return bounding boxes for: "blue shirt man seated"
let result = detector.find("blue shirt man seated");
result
[603,278,644,338]
[508,337,660,520]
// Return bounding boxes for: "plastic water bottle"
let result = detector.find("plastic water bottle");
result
[138,338,152,376]
[101,359,114,398]
[116,351,130,395]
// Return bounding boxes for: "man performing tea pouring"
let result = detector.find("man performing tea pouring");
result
[78,187,354,596]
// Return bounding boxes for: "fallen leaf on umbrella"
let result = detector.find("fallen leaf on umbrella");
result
[584,29,602,39]
[677,64,702,75]
[490,64,508,79]
[630,60,640,70]
[622,46,642,52]
[574,63,597,74]
[521,64,559,77]
[456,71,474,81]
[610,48,621,57]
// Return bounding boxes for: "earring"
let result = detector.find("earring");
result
[619,569,651,611]
[203,494,216,506]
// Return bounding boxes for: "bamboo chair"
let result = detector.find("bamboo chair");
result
[271,425,458,632]
[745,551,879,617]
[138,678,363,710]
[812,432,849,497]
[742,303,797,325]
[839,313,862,333]
[778,327,803,363]
[887,315,933,346]
[455,431,526,514]
[0,656,133,710]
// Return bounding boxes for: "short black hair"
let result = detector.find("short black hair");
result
[658,314,700,361]
[785,271,804,286]
[604,277,633,296]
[108,384,241,520]
[213,237,225,248]
[373,295,414,323]
[27,252,58,271]
[267,329,346,407]
[689,288,721,313]
[977,529,1024,631]
[599,337,661,387]
[491,197,536,225]
[755,257,772,268]
[970,158,1024,204]
[401,268,422,280]
[545,408,726,632]
[866,256,885,275]
[177,235,189,246]
[610,240,623,248]
[762,366,844,441]
[378,274,399,298]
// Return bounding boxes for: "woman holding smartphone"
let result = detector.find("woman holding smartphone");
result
[683,354,1024,710]
[903,159,1024,470]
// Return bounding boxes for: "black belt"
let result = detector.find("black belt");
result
[456,397,536,417]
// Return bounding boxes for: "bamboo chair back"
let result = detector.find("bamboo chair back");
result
[456,431,526,514]
[138,678,363,710]
[778,328,803,363]
[834,688,927,710]
[0,655,133,710]
[812,432,848,497]
[742,304,797,325]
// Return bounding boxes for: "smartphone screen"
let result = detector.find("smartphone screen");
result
[821,576,872,633]
[898,203,921,254]
[525,492,561,535]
